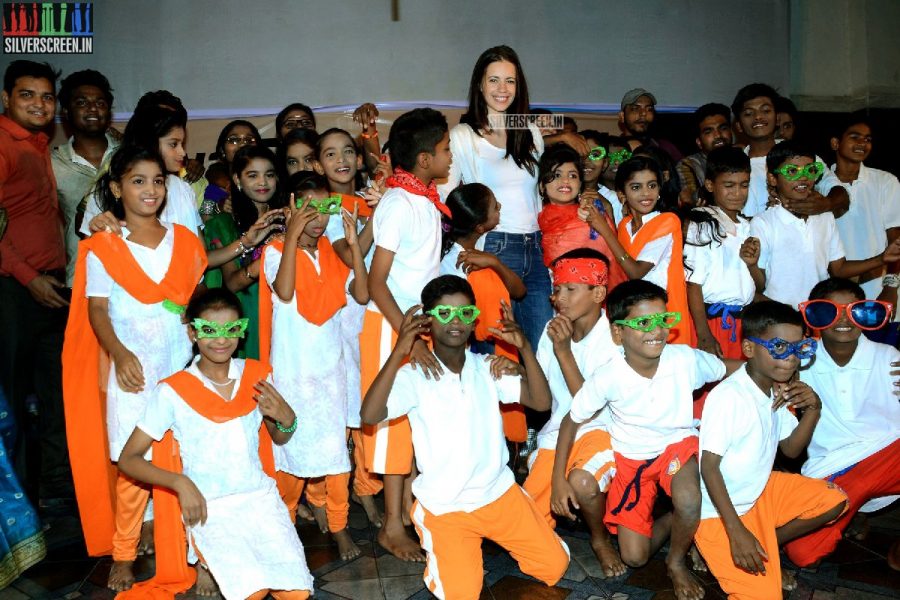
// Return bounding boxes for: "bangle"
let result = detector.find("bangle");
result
[618,253,630,263]
[275,416,298,433]
[235,239,247,256]
[360,129,378,140]
[883,274,900,289]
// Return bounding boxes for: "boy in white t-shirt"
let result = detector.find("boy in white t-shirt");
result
[520,250,623,577]
[748,141,900,308]
[360,107,452,561]
[697,301,847,599]
[558,280,740,600]
[361,275,568,600]
[783,277,900,568]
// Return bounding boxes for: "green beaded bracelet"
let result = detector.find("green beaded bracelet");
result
[275,416,298,434]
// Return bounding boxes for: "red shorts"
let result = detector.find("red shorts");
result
[604,436,698,537]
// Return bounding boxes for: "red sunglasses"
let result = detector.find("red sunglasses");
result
[798,299,893,331]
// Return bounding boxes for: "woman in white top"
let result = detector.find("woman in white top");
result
[439,45,584,349]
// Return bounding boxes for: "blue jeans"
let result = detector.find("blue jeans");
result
[483,231,553,351]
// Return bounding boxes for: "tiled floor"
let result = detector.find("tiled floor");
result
[3,499,899,599]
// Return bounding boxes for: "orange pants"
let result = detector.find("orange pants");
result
[411,484,570,600]
[276,471,350,532]
[359,309,413,475]
[523,429,616,528]
[112,471,151,562]
[350,428,382,496]
[784,438,900,567]
[246,590,309,599]
[695,471,847,600]
[707,314,745,360]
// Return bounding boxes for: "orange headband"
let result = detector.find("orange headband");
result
[552,258,609,286]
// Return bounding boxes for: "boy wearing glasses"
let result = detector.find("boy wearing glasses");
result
[696,301,848,599]
[748,141,900,308]
[784,278,900,569]
[558,280,740,600]
[361,275,568,600]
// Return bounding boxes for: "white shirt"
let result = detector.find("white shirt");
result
[85,223,192,459]
[439,238,486,278]
[699,365,798,519]
[534,314,618,451]
[800,336,900,481]
[751,205,845,308]
[370,186,442,313]
[744,149,839,217]
[598,184,622,226]
[684,207,755,306]
[570,344,725,459]
[834,163,900,299]
[139,358,273,501]
[385,350,521,515]
[439,123,544,234]
[625,211,673,289]
[81,173,202,237]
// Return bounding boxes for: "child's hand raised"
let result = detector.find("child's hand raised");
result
[368,152,392,188]
[395,305,431,358]
[352,102,379,133]
[174,475,207,527]
[254,380,295,428]
[342,203,360,247]
[547,315,575,354]
[285,194,318,242]
[485,354,520,380]
[487,300,529,351]
[772,381,820,412]
[245,208,286,246]
[456,249,497,274]
[577,201,607,232]
[740,237,760,266]
[113,347,145,393]
[728,523,768,574]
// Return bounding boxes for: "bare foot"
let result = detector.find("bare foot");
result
[781,569,798,591]
[296,503,315,522]
[689,544,708,572]
[845,513,869,541]
[888,539,900,571]
[668,562,705,600]
[334,528,362,561]
[377,522,425,562]
[107,560,135,592]
[195,565,221,597]
[311,504,329,534]
[353,492,384,528]
[137,520,155,556]
[591,534,626,577]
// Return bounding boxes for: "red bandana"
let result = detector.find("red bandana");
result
[553,258,609,286]
[386,167,452,218]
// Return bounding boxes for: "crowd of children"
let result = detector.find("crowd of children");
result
[1,48,898,600]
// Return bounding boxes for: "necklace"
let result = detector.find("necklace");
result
[200,371,234,387]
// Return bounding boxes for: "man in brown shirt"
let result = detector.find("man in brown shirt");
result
[0,60,73,507]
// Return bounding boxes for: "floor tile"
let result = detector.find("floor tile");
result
[320,577,385,599]
[381,574,425,599]
[320,555,379,581]
[489,575,571,599]
[375,554,425,578]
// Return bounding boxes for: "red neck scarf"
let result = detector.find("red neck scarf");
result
[386,167,452,218]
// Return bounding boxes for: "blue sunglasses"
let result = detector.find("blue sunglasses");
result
[746,336,817,360]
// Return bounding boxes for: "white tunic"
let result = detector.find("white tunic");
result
[138,359,314,599]
[263,245,351,477]
[85,223,191,460]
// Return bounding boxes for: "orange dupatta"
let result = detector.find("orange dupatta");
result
[617,213,695,345]
[62,225,207,557]
[117,359,275,600]
[258,238,350,362]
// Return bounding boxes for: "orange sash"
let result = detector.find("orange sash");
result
[617,213,695,345]
[258,238,350,362]
[467,268,527,443]
[340,193,373,219]
[117,360,274,600]
[62,225,207,557]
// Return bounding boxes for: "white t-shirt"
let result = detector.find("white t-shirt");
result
[598,184,622,226]
[800,336,900,481]
[439,123,544,234]
[699,365,798,519]
[534,315,618,451]
[834,163,900,299]
[385,350,521,515]
[570,344,725,459]
[624,211,673,290]
[684,206,755,306]
[80,173,202,237]
[744,149,839,217]
[751,205,845,308]
[370,187,441,313]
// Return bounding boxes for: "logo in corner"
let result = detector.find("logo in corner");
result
[667,456,681,476]
[3,3,93,54]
